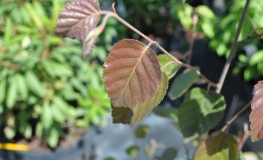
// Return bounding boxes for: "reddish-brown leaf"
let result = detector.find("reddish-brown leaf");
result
[250,80,263,141]
[103,39,162,108]
[54,0,100,42]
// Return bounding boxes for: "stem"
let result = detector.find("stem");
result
[238,32,263,45]
[161,61,176,71]
[238,123,250,150]
[99,9,217,88]
[221,100,251,132]
[216,0,251,93]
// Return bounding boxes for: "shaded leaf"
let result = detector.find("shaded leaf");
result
[0,79,7,104]
[194,132,238,160]
[168,68,199,100]
[158,54,180,80]
[112,73,168,124]
[153,107,178,119]
[104,39,162,107]
[250,80,263,141]
[160,147,178,160]
[255,28,263,38]
[135,125,150,138]
[126,145,139,158]
[178,88,226,138]
[54,0,100,43]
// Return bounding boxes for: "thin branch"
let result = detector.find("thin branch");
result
[221,100,251,132]
[238,123,250,150]
[111,3,116,14]
[99,9,217,88]
[161,61,176,71]
[238,32,263,45]
[216,0,251,93]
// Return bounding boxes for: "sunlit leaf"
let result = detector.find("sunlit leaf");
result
[178,88,226,138]
[54,0,100,42]
[194,132,238,160]
[112,73,168,124]
[135,125,150,138]
[126,145,139,158]
[250,80,263,141]
[168,68,199,100]
[249,50,263,65]
[47,126,60,148]
[158,54,180,80]
[153,107,178,119]
[25,71,45,97]
[104,39,162,107]
[196,5,215,19]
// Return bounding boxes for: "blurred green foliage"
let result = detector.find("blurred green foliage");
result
[0,0,116,148]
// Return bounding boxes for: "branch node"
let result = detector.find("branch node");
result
[112,3,116,14]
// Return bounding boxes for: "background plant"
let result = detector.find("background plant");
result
[0,0,116,148]
[53,0,263,159]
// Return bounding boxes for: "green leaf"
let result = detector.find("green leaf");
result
[16,74,28,100]
[178,88,226,138]
[6,77,18,109]
[135,125,150,138]
[112,73,168,124]
[126,145,139,158]
[47,126,60,148]
[41,101,53,128]
[168,68,199,100]
[0,79,7,104]
[4,17,12,45]
[36,122,43,138]
[249,50,263,65]
[255,28,263,38]
[25,71,45,97]
[194,132,238,160]
[153,107,178,119]
[196,5,215,19]
[160,147,178,160]
[158,54,181,80]
[5,126,16,139]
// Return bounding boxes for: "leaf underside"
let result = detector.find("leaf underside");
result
[103,39,162,108]
[194,132,238,160]
[112,72,168,124]
[250,80,263,141]
[54,0,100,42]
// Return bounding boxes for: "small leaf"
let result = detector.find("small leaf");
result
[6,77,18,109]
[250,80,263,141]
[112,73,168,124]
[16,74,28,100]
[196,5,215,19]
[41,101,53,129]
[103,39,162,108]
[126,145,139,158]
[194,132,238,160]
[47,126,60,148]
[25,71,45,97]
[255,28,263,38]
[0,79,7,104]
[158,54,181,79]
[168,68,199,100]
[54,0,100,43]
[249,50,263,66]
[178,88,226,138]
[160,147,178,160]
[153,107,178,119]
[135,125,150,138]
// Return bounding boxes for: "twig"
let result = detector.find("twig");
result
[216,0,251,93]
[161,61,176,71]
[238,32,263,45]
[99,8,217,88]
[111,3,116,14]
[221,100,251,132]
[238,123,250,150]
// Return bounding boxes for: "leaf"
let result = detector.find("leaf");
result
[196,5,215,19]
[194,132,238,160]
[178,88,226,138]
[168,68,199,100]
[16,74,28,100]
[153,107,178,119]
[6,77,18,109]
[255,28,263,38]
[112,72,168,124]
[0,79,7,104]
[249,50,263,65]
[103,39,162,107]
[47,126,60,148]
[126,145,139,158]
[41,101,53,129]
[160,147,178,160]
[135,125,150,138]
[158,54,181,80]
[25,71,45,97]
[54,0,100,42]
[250,80,263,141]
